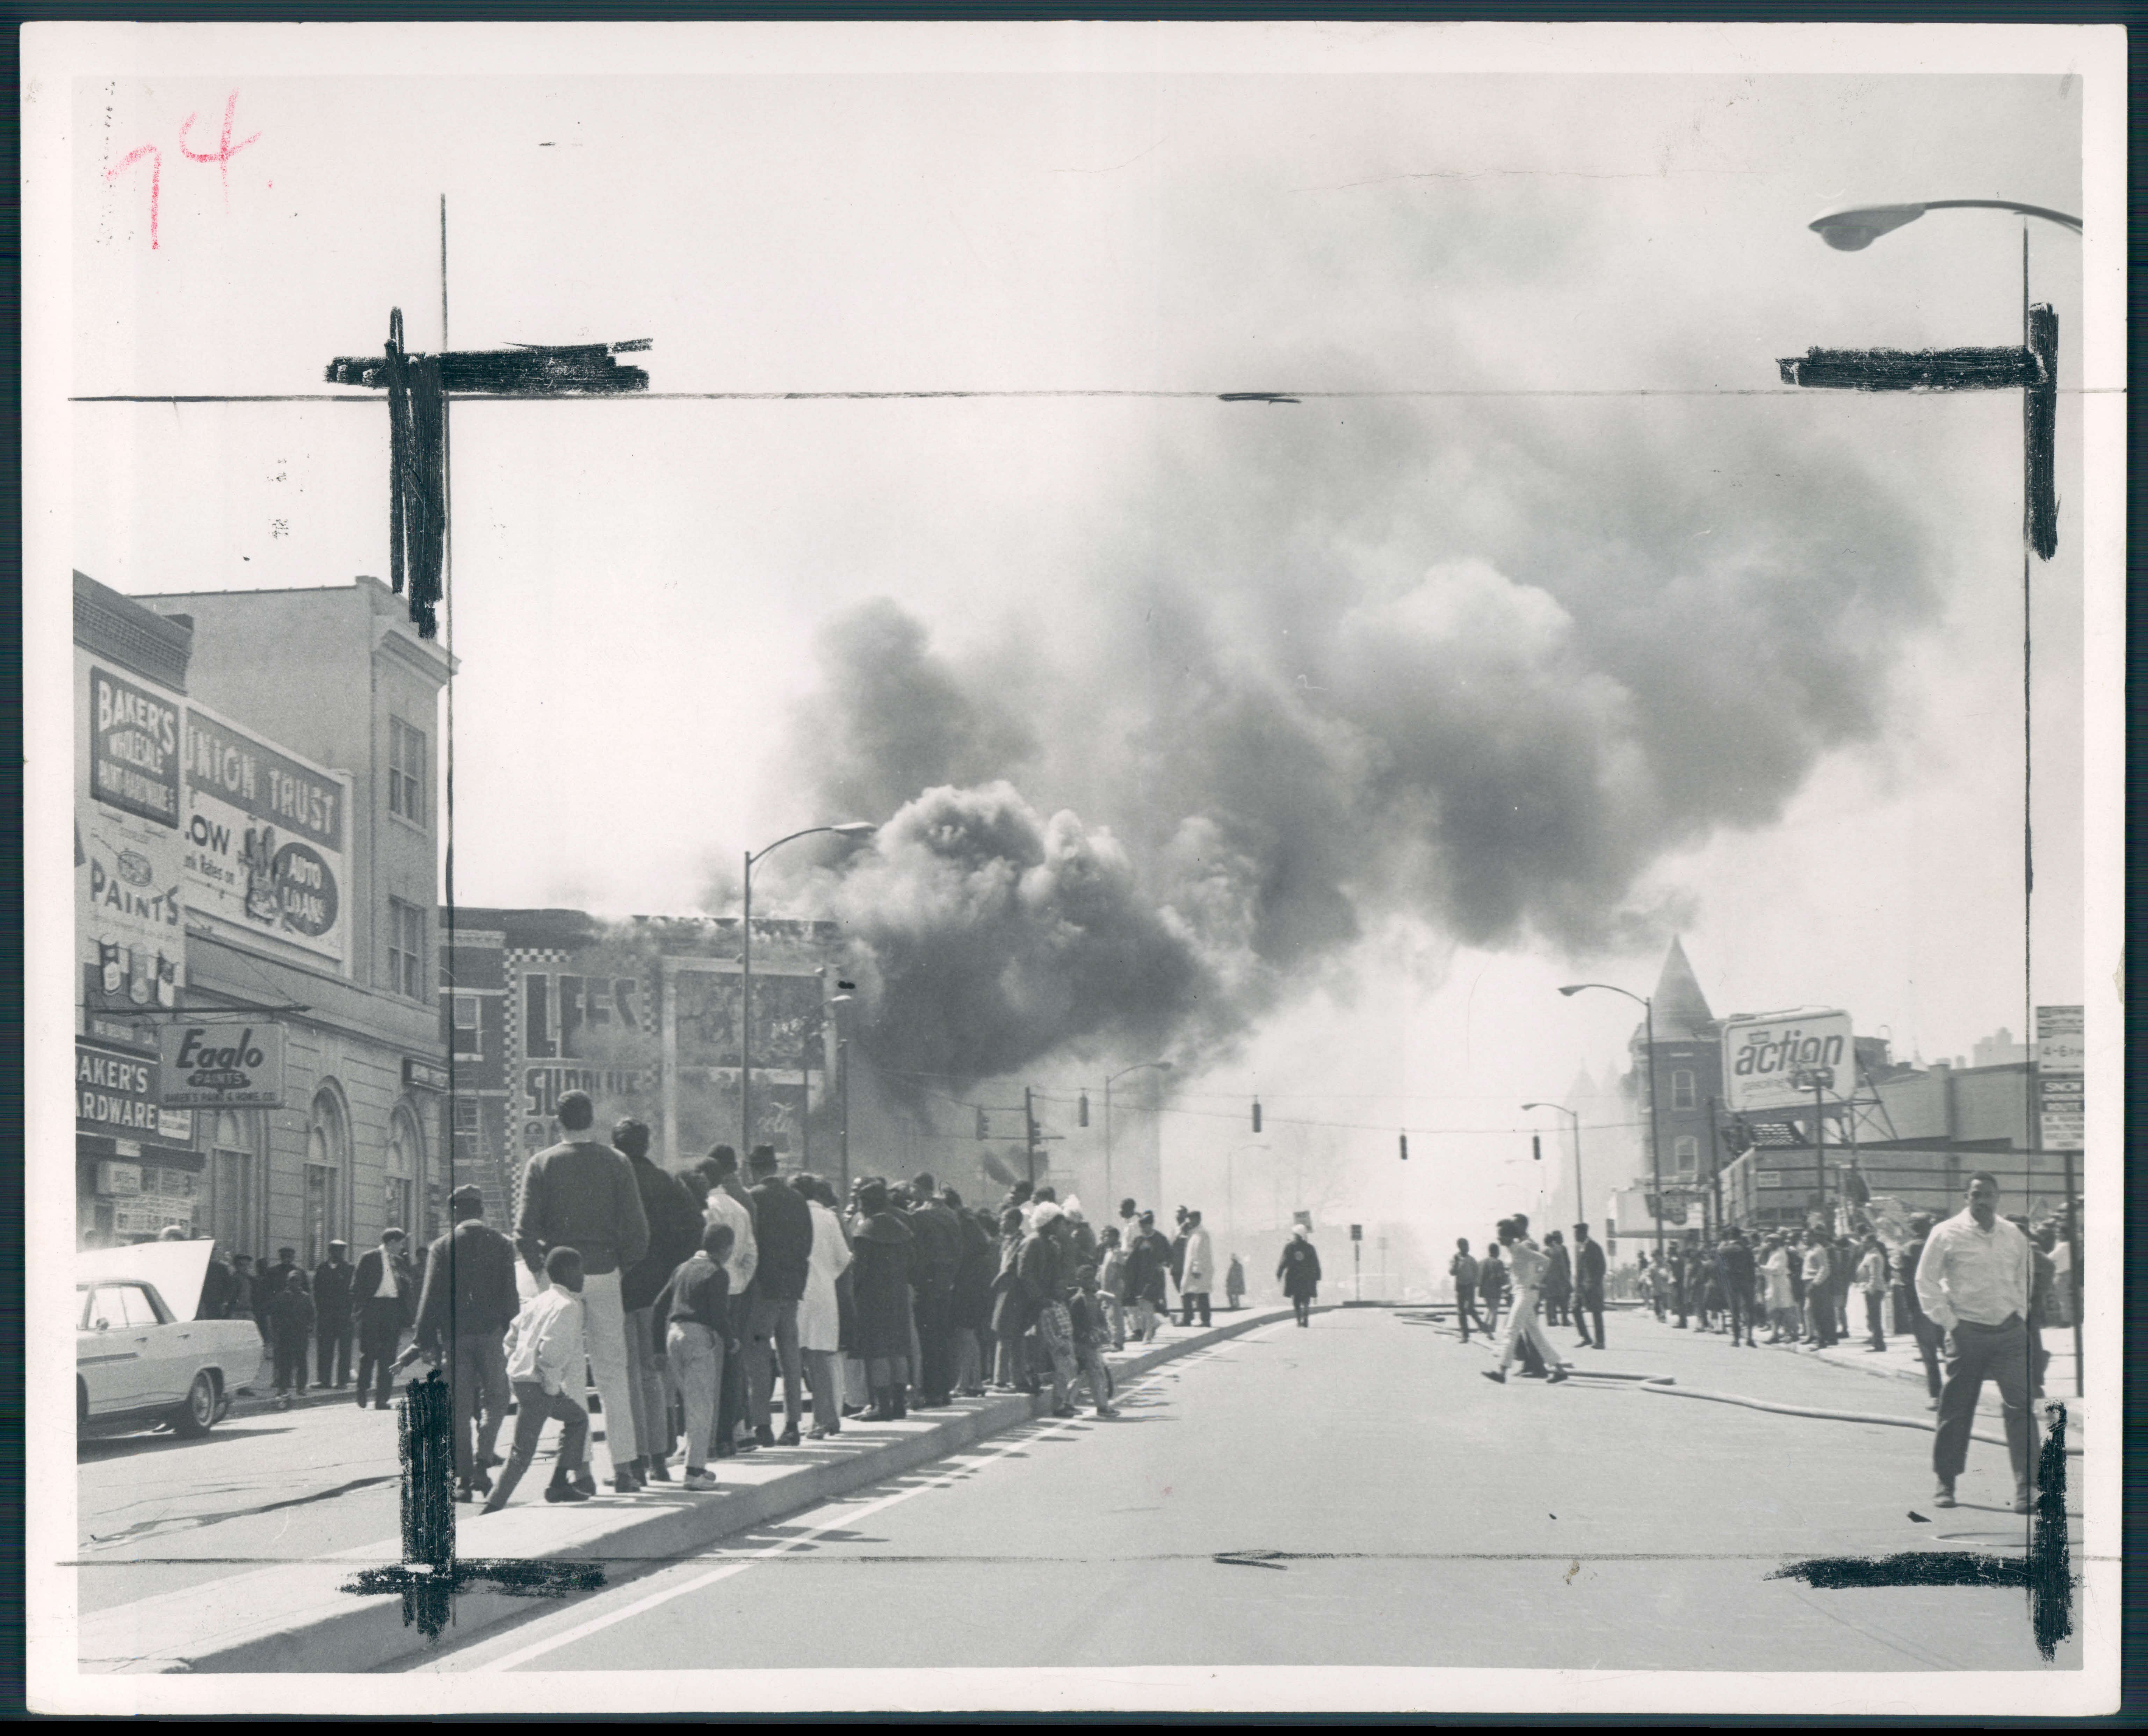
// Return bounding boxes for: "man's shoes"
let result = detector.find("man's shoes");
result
[1095,1405,1120,1418]
[453,1482,474,1503]
[1933,1480,1958,1508]
[612,1471,641,1495]
[777,1425,801,1447]
[470,1471,493,1497]
[753,1425,776,1449]
[1051,1404,1078,1418]
[1481,1369,1506,1384]
[570,1470,599,1497]
[809,1425,835,1440]
[681,1469,720,1492]
[1547,1368,1571,1384]
[546,1482,592,1504]
[375,1401,392,1411]
[644,1456,673,1483]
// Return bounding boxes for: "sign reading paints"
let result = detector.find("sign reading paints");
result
[1720,1009,1854,1114]
[180,701,350,968]
[157,1022,287,1108]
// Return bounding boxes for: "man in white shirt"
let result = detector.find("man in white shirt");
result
[1481,1218,1572,1386]
[482,1247,594,1512]
[697,1146,759,1454]
[1916,1171,2037,1512]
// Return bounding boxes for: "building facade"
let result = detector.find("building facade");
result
[76,572,453,1261]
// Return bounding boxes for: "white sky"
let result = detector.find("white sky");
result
[57,44,2102,1250]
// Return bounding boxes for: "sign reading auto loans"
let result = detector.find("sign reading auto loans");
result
[158,1022,287,1108]
[1720,1009,1854,1114]
[180,701,350,968]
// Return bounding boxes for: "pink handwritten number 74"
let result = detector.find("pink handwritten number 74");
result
[107,93,263,251]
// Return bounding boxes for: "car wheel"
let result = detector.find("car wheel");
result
[173,1371,220,1438]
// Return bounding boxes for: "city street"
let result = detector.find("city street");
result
[398,1308,2077,1675]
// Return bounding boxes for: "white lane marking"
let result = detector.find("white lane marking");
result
[470,1347,1240,1673]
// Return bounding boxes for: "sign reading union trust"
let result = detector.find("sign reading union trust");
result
[157,1022,287,1108]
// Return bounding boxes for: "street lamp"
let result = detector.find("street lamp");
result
[1807,198,2082,252]
[1523,1101,1584,1231]
[740,822,876,1156]
[1558,983,1663,1263]
[1103,1060,1173,1208]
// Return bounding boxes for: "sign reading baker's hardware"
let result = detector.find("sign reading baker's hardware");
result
[157,1022,287,1108]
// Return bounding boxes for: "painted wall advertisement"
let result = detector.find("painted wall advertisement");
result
[79,661,188,1027]
[2035,1004,2084,1152]
[1720,1009,1854,1115]
[179,701,350,969]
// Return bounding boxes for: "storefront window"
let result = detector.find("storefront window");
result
[210,1111,255,1257]
[305,1087,347,1267]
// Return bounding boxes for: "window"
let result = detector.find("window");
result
[89,1284,162,1330]
[1670,1069,1697,1112]
[211,1109,255,1256]
[386,1109,419,1238]
[1673,1135,1699,1174]
[388,900,425,1000]
[388,717,427,827]
[451,1096,481,1172]
[305,1088,346,1267]
[452,994,481,1056]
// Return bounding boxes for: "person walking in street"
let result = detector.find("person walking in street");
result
[1918,1171,2038,1512]
[1571,1223,1607,1350]
[1719,1230,1757,1348]
[1856,1232,1891,1352]
[515,1090,652,1492]
[1069,1265,1120,1418]
[268,1270,314,1406]
[1178,1210,1215,1328]
[1802,1229,1840,1349]
[850,1179,918,1420]
[1448,1239,1484,1340]
[482,1247,596,1513]
[1642,1251,1669,1322]
[1481,1218,1573,1386]
[1125,1210,1172,1345]
[652,1221,735,1491]
[1760,1236,1796,1342]
[744,1145,814,1445]
[1478,1242,1507,1339]
[1278,1226,1323,1327]
[904,1173,964,1409]
[353,1228,417,1410]
[794,1173,854,1435]
[312,1240,354,1388]
[1097,1227,1129,1351]
[617,1118,703,1484]
[403,1185,521,1503]
[695,1146,759,1456]
[1540,1231,1572,1328]
[1022,1203,1080,1417]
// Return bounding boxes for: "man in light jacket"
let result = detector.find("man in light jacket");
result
[515,1090,651,1492]
[482,1247,594,1512]
[1481,1218,1573,1386]
[696,1146,759,1456]
[1178,1210,1215,1328]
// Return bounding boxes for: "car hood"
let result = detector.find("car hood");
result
[79,1240,215,1322]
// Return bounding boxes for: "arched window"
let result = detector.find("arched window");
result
[209,1111,257,1257]
[305,1087,349,1268]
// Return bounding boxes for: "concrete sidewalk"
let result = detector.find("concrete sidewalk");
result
[78,1303,1313,1674]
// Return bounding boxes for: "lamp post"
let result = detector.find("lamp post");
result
[740,823,875,1156]
[1523,1101,1584,1230]
[1806,198,2081,252]
[1559,983,1662,1264]
[1788,1063,1835,1228]
[1103,1060,1173,1209]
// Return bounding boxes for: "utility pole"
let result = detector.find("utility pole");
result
[1024,1086,1039,1189]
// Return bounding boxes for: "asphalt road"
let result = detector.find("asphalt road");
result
[408,1308,2077,1674]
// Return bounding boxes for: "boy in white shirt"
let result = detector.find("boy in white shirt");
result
[482,1247,595,1513]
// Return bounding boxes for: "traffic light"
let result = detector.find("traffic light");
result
[1398,1131,1409,1161]
[1078,1092,1090,1128]
[975,1107,988,1140]
[1532,1134,1542,1163]
[1252,1098,1262,1134]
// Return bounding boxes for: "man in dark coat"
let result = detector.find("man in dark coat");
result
[1571,1223,1608,1350]
[1124,1210,1172,1343]
[257,1246,300,1345]
[352,1228,417,1410]
[904,1174,964,1408]
[1277,1227,1322,1327]
[1719,1228,1758,1348]
[615,1118,703,1482]
[405,1186,521,1500]
[312,1240,354,1386]
[745,1145,814,1446]
[947,1188,995,1397]
[226,1255,259,1337]
[850,1179,918,1419]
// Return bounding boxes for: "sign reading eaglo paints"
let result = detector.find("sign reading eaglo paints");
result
[1720,1009,1854,1114]
[158,1022,286,1108]
[180,701,350,968]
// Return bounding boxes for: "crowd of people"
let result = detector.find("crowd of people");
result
[1445,1172,2061,1515]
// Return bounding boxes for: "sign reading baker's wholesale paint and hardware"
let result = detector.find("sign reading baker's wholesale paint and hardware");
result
[89,665,182,826]
[179,700,351,969]
[157,1022,287,1109]
[1719,1008,1855,1115]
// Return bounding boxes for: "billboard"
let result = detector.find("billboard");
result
[179,700,351,969]
[1720,1009,1854,1114]
[77,809,186,1015]
[87,665,182,827]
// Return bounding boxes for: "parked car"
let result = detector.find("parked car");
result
[77,1240,262,1438]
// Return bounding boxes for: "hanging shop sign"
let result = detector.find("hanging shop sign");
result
[157,1021,286,1109]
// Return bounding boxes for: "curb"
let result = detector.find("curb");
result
[81,1303,1317,1675]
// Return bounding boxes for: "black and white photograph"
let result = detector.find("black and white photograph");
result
[25,19,2123,1717]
